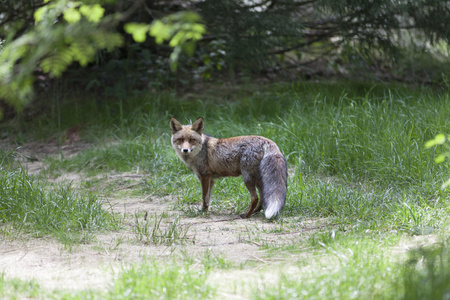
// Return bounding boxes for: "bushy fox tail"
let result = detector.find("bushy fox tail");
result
[259,154,287,219]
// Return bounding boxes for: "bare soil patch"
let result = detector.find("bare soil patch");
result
[0,190,318,292]
[0,142,323,293]
[0,141,435,296]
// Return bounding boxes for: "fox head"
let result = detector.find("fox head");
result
[170,117,204,157]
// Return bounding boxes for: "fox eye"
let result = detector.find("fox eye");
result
[189,139,195,143]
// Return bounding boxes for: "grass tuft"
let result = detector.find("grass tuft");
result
[110,260,215,299]
[133,212,190,245]
[0,163,114,243]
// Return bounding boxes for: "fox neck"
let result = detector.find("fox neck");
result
[176,149,199,164]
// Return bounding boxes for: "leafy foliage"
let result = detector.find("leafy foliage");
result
[125,11,205,71]
[0,0,205,116]
[0,0,123,113]
[197,0,449,70]
[198,1,304,70]
[0,0,449,115]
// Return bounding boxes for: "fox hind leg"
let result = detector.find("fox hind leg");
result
[253,185,264,214]
[241,176,259,218]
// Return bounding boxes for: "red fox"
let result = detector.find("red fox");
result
[170,117,287,219]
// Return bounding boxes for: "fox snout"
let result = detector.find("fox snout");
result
[181,147,193,153]
[177,141,196,154]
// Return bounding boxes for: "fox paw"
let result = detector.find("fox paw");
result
[239,213,250,218]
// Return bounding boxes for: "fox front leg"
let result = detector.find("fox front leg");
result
[200,175,214,212]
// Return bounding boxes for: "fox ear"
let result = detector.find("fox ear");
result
[191,117,204,135]
[170,117,183,134]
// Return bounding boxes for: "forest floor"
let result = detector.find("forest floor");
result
[1,81,448,298]
[0,140,436,298]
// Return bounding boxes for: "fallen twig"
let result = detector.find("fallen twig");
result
[113,183,140,191]
[181,216,242,227]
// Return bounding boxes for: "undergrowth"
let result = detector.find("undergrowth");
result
[0,151,114,243]
[7,81,449,235]
[1,81,450,298]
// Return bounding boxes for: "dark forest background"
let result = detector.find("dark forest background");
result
[0,0,449,118]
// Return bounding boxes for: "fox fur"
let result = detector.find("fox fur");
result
[170,117,287,219]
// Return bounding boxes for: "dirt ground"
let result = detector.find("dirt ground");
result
[0,141,322,295]
[0,141,436,296]
[0,194,279,291]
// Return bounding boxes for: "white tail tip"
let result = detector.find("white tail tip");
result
[264,201,281,219]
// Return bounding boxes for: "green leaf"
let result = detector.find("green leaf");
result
[182,41,196,56]
[169,31,185,47]
[80,4,105,23]
[434,153,448,164]
[92,31,124,51]
[70,42,95,66]
[425,134,447,148]
[124,23,151,43]
[191,23,206,35]
[0,75,35,111]
[34,7,48,23]
[170,47,182,71]
[149,21,172,44]
[63,7,82,24]
[40,48,74,77]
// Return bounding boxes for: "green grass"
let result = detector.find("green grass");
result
[0,154,115,244]
[30,81,450,232]
[51,259,216,300]
[133,212,190,245]
[0,259,216,300]
[2,239,450,300]
[0,274,41,299]
[109,260,215,299]
[253,238,403,299]
[37,83,449,184]
[253,235,450,300]
[1,80,450,298]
